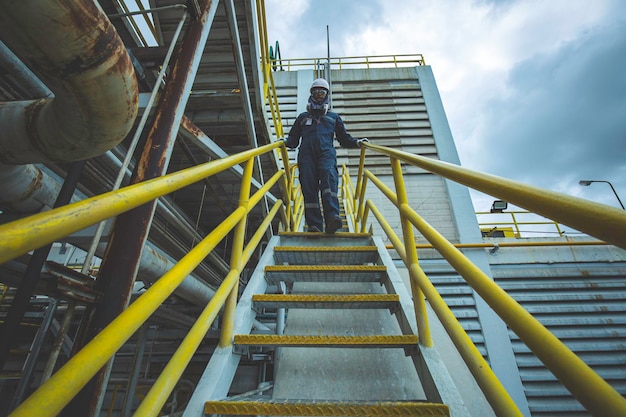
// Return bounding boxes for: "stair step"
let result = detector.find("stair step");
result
[264,265,387,284]
[279,231,370,238]
[234,334,417,348]
[252,293,399,310]
[204,399,450,416]
[274,245,379,265]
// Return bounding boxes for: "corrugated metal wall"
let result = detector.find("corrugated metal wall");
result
[272,67,458,242]
[494,263,626,417]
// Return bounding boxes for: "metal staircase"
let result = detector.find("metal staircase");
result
[198,227,471,416]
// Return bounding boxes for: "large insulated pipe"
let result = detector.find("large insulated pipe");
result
[0,0,138,164]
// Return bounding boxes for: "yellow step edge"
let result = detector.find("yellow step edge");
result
[265,265,386,272]
[234,334,417,347]
[204,400,450,416]
[252,294,399,309]
[279,231,371,238]
[274,245,378,252]
[252,294,399,303]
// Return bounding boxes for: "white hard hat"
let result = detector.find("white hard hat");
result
[310,78,330,92]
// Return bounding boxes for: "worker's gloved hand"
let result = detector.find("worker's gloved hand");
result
[281,137,296,149]
[357,138,370,147]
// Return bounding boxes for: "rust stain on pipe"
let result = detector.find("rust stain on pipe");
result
[0,0,139,164]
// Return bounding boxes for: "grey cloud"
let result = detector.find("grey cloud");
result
[474,19,626,203]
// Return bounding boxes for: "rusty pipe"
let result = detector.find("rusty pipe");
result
[0,0,138,164]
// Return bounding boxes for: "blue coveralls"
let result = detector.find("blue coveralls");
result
[285,109,359,231]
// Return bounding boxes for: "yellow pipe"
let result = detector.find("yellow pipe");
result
[220,158,254,347]
[0,142,280,264]
[366,200,406,261]
[359,203,370,234]
[9,206,247,417]
[242,201,283,266]
[133,270,240,417]
[367,143,626,250]
[391,240,609,250]
[399,203,626,417]
[356,174,368,224]
[390,158,431,347]
[354,146,366,212]
[268,71,284,138]
[365,169,398,203]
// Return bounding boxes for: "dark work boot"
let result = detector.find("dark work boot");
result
[325,215,343,234]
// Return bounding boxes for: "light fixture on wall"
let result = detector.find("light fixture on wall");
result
[490,200,508,213]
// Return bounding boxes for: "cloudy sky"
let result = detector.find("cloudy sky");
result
[264,0,626,213]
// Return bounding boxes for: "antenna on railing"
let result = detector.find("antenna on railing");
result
[269,40,282,71]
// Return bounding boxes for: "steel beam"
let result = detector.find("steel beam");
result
[63,1,220,415]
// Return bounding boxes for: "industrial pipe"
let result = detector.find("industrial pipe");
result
[0,0,138,164]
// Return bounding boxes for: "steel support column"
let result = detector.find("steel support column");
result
[0,161,85,371]
[63,1,220,415]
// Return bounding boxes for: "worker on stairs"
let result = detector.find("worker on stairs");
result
[284,78,368,233]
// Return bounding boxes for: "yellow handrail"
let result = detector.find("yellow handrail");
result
[0,142,284,265]
[357,166,520,415]
[363,142,626,250]
[272,53,426,71]
[353,142,626,417]
[6,143,291,417]
[256,0,283,138]
[476,210,566,237]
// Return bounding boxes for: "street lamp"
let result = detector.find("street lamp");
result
[579,180,625,209]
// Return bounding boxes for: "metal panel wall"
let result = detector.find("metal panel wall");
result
[494,264,626,417]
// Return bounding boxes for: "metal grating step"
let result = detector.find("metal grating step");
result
[264,265,387,284]
[204,399,450,416]
[252,293,399,310]
[234,334,418,348]
[279,231,370,239]
[274,245,379,265]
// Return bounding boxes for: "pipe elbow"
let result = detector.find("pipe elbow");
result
[0,0,139,164]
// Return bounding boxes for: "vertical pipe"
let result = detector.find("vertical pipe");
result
[224,0,271,234]
[65,1,220,415]
[219,158,254,347]
[390,157,432,347]
[40,302,76,383]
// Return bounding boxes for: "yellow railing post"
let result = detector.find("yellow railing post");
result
[390,157,432,347]
[220,158,254,347]
[132,170,285,417]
